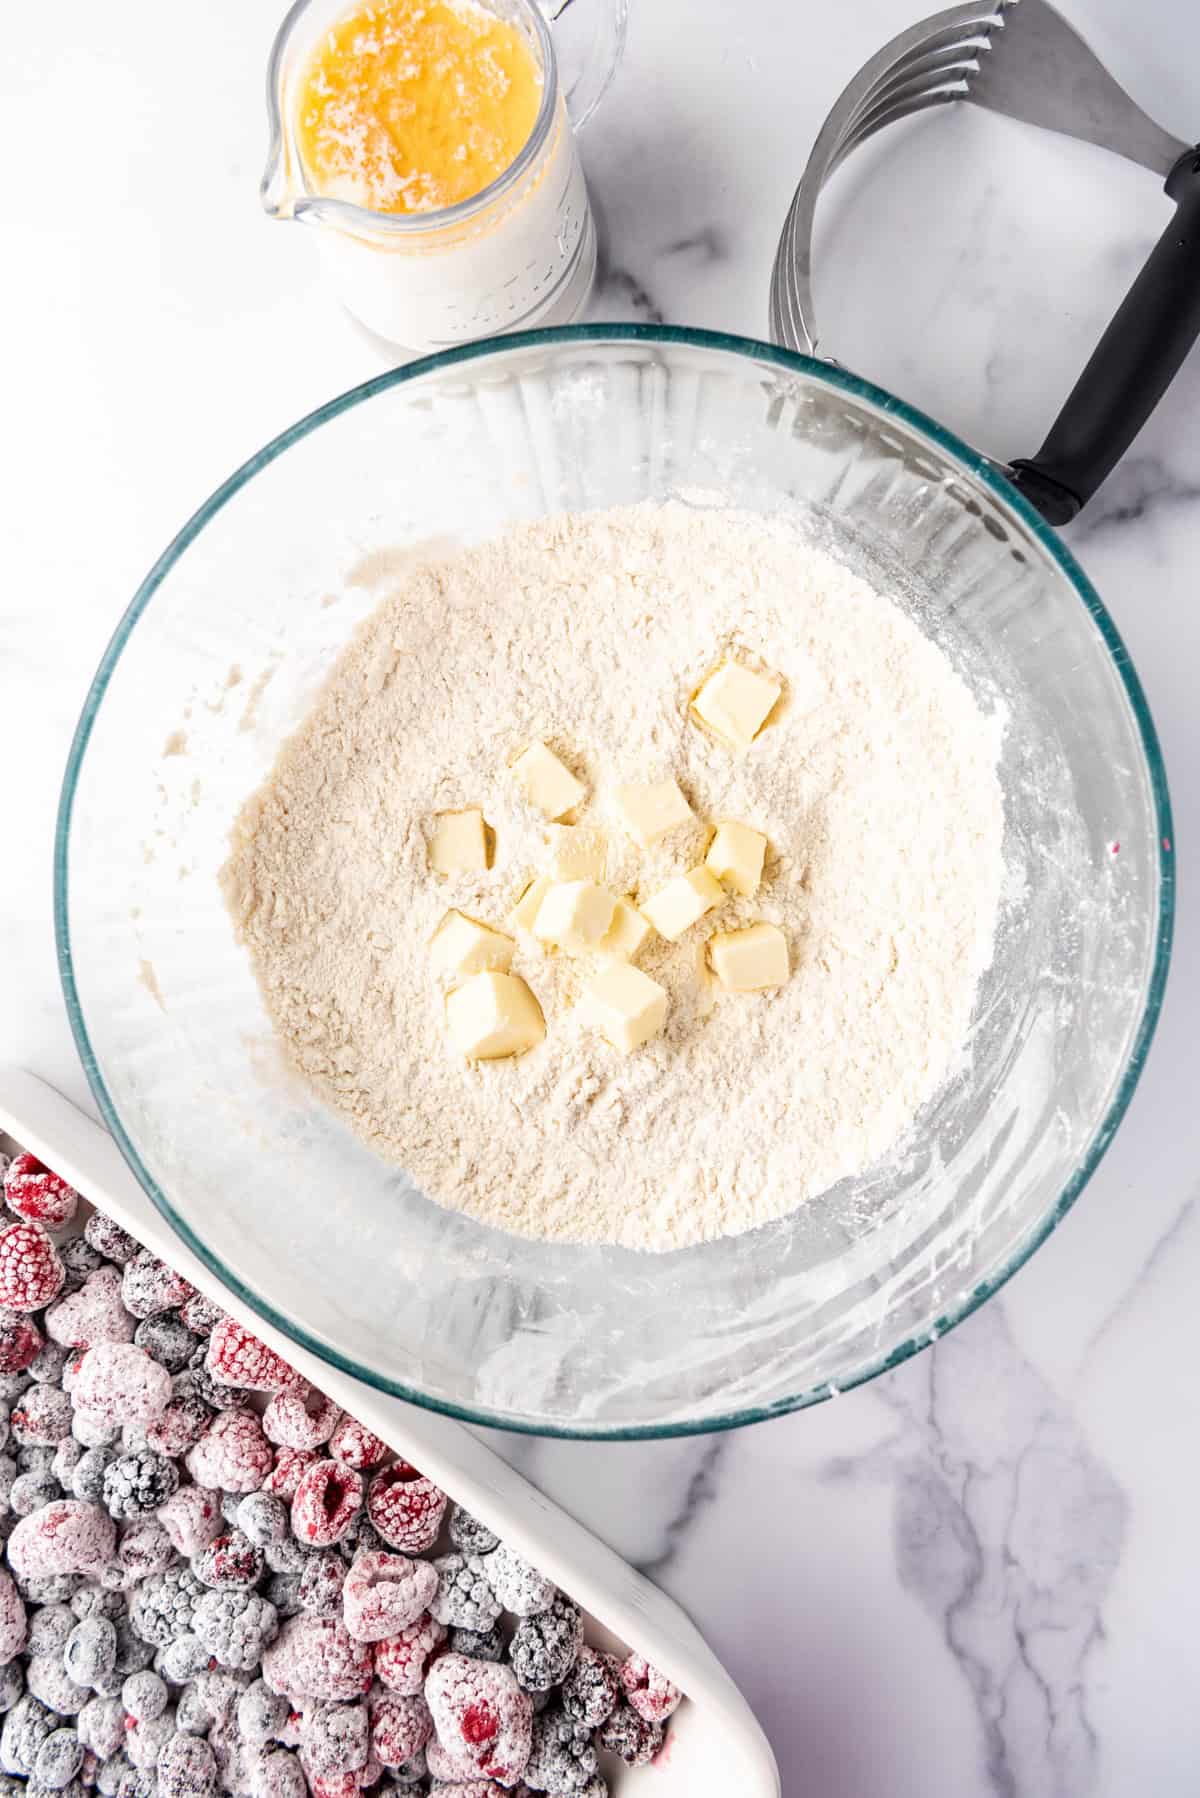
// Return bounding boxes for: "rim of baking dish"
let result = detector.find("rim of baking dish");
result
[55,324,1175,1440]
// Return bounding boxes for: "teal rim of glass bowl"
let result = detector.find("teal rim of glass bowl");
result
[54,323,1176,1440]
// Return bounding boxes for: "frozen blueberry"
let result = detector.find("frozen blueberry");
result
[449,1623,505,1662]
[297,1553,344,1618]
[155,1635,210,1687]
[26,1607,75,1659]
[263,1575,303,1621]
[10,1474,60,1518]
[70,1448,114,1506]
[27,1345,68,1388]
[236,1680,289,1748]
[0,1665,23,1716]
[32,1728,84,1791]
[132,1317,195,1376]
[63,1617,117,1690]
[82,1218,138,1267]
[235,1493,288,1549]
[447,1504,499,1558]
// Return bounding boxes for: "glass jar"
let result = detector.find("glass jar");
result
[261,0,626,352]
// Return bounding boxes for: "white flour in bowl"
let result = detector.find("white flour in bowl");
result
[221,502,1005,1250]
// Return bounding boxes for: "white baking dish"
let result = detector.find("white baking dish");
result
[0,1066,779,1797]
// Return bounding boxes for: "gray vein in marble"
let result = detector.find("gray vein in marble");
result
[659,226,729,263]
[591,252,666,325]
[635,1437,725,1579]
[1079,1182,1199,1369]
[1065,453,1200,542]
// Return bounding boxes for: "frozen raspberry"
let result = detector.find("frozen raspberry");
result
[0,1314,42,1377]
[192,1590,279,1671]
[366,1465,446,1555]
[449,1624,505,1663]
[372,1614,446,1696]
[297,1552,345,1618]
[204,1321,301,1396]
[0,1573,25,1664]
[256,1448,311,1503]
[144,1394,212,1460]
[177,1294,223,1338]
[249,1745,306,1798]
[64,1613,117,1689]
[425,1654,532,1786]
[11,1384,73,1447]
[261,1617,372,1704]
[132,1315,195,1375]
[101,1453,178,1520]
[422,1734,501,1785]
[508,1597,583,1694]
[341,1552,437,1644]
[429,1556,501,1635]
[618,1651,680,1723]
[447,1507,498,1559]
[156,1486,222,1559]
[291,1461,362,1548]
[3,1156,78,1230]
[478,1545,556,1620]
[186,1410,272,1493]
[46,1271,135,1350]
[262,1388,340,1453]
[598,1700,663,1766]
[192,1531,263,1590]
[156,1731,216,1798]
[82,1216,138,1267]
[26,1651,89,1715]
[72,1352,170,1431]
[8,1502,115,1580]
[77,1698,125,1762]
[0,1225,64,1314]
[235,1492,289,1548]
[325,1417,385,1472]
[368,1692,431,1769]
[128,1568,203,1649]
[298,1701,368,1780]
[120,1254,193,1322]
[560,1648,620,1729]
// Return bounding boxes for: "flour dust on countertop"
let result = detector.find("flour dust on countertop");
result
[220,502,1005,1251]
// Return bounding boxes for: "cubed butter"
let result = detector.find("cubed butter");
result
[512,742,587,820]
[599,898,653,960]
[446,971,545,1060]
[691,659,782,750]
[708,922,789,991]
[533,881,617,953]
[614,779,693,847]
[508,874,553,934]
[428,808,488,876]
[641,867,724,941]
[546,824,606,882]
[579,963,669,1053]
[430,910,514,981]
[705,819,767,897]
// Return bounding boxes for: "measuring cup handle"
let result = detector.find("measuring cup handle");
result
[539,0,628,130]
[1009,146,1200,526]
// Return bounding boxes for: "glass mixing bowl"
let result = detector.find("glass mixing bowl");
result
[56,327,1173,1438]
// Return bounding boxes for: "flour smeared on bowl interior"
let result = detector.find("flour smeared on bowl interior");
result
[221,504,1005,1250]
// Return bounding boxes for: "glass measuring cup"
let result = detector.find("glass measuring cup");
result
[261,0,626,352]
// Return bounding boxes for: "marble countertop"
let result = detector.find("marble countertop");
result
[4,0,1199,1790]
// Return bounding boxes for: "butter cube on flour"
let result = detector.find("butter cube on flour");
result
[508,874,554,934]
[599,898,653,960]
[512,742,586,820]
[691,659,781,750]
[533,881,617,953]
[429,808,488,875]
[641,867,724,941]
[446,971,545,1060]
[579,963,668,1053]
[705,819,767,897]
[614,779,693,847]
[708,922,789,991]
[546,825,606,882]
[430,911,514,980]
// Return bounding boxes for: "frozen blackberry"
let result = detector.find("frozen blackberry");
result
[480,1544,556,1619]
[63,1616,117,1689]
[191,1591,278,1671]
[33,1728,84,1790]
[447,1505,499,1558]
[82,1218,138,1267]
[0,1664,23,1715]
[297,1552,345,1618]
[10,1473,61,1516]
[597,1700,663,1766]
[449,1623,505,1662]
[192,1532,263,1591]
[0,1693,55,1775]
[508,1597,583,1693]
[132,1316,195,1376]
[237,1680,290,1748]
[27,1605,75,1657]
[28,1344,68,1387]
[335,1513,385,1566]
[59,1239,106,1291]
[69,1584,126,1623]
[157,1730,216,1798]
[156,1635,210,1686]
[235,1493,288,1549]
[523,1705,597,1792]
[102,1453,179,1520]
[182,1348,248,1414]
[264,1574,303,1620]
[128,1568,203,1650]
[561,1647,620,1730]
[428,1555,502,1634]
[14,1574,81,1607]
[120,1254,192,1322]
